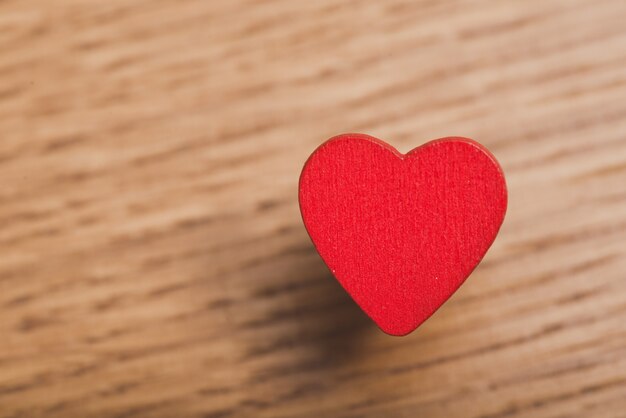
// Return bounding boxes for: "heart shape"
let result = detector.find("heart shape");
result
[299,134,507,336]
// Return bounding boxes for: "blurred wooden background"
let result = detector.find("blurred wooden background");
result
[1,1,625,417]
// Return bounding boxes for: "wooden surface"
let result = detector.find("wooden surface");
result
[1,1,625,417]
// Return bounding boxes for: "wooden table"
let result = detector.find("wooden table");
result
[1,1,625,417]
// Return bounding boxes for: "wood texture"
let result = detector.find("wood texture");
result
[0,1,625,417]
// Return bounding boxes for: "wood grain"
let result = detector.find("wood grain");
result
[1,0,625,417]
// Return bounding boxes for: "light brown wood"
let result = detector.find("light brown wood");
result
[1,1,625,417]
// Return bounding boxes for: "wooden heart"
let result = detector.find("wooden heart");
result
[299,134,507,336]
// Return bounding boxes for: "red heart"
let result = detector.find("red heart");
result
[299,134,507,336]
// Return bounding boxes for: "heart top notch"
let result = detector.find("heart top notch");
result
[299,134,507,336]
